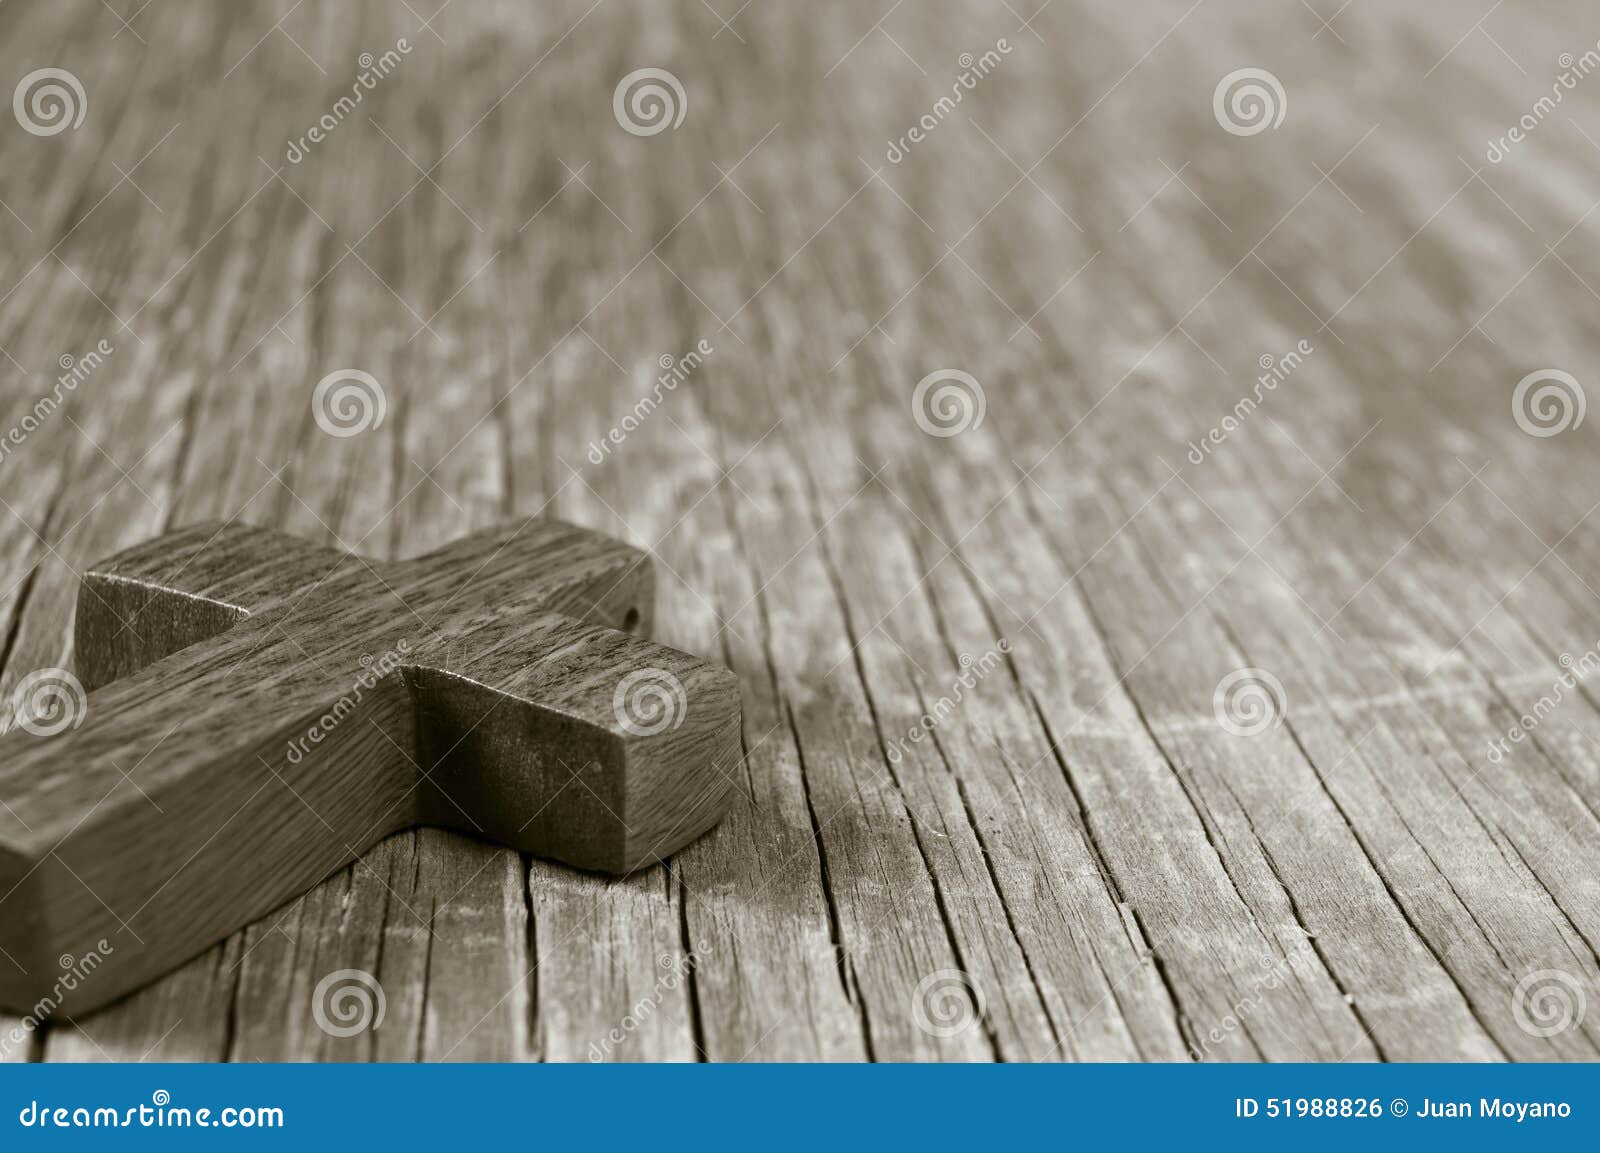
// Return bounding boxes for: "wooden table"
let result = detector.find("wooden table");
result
[3,0,1600,1061]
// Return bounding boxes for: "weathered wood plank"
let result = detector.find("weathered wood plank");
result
[5,0,1600,1061]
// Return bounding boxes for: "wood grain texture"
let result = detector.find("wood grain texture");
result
[0,516,740,1017]
[3,0,1600,1060]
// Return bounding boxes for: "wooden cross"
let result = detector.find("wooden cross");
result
[0,518,741,1017]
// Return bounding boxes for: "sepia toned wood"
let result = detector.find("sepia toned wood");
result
[0,517,742,1017]
[4,0,1600,1061]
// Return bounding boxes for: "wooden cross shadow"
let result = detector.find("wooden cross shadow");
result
[0,517,741,1016]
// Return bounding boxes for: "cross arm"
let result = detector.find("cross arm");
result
[386,516,655,637]
[407,610,742,874]
[75,521,347,690]
[76,516,655,690]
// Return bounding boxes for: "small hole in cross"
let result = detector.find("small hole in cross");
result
[622,607,641,633]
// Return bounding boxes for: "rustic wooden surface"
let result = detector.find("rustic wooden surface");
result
[0,516,741,1018]
[2,0,1600,1060]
